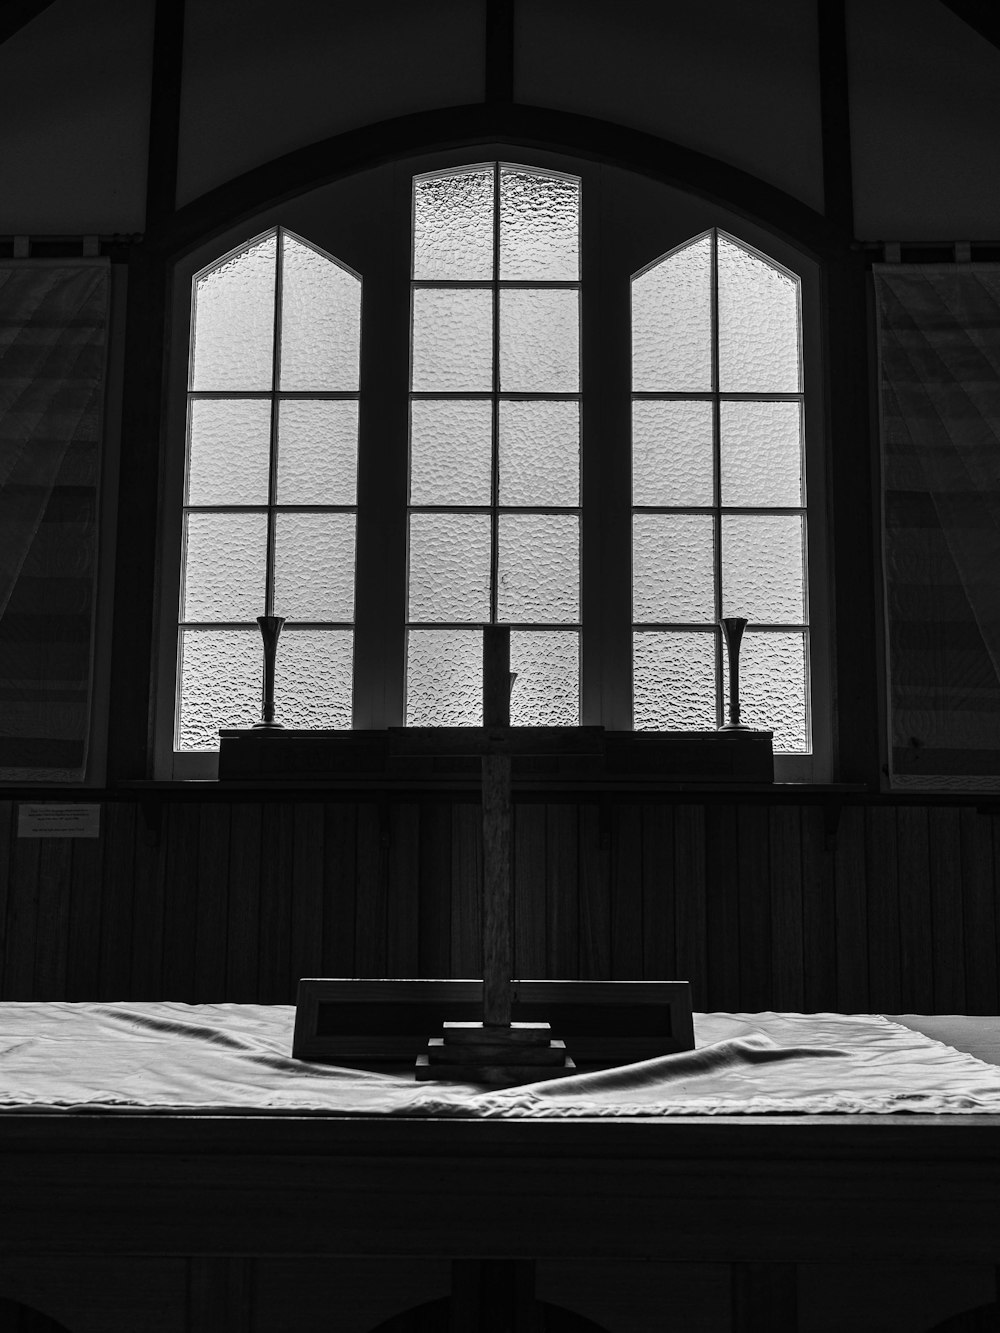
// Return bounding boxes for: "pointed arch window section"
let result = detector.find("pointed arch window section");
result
[406,164,582,725]
[631,229,809,752]
[176,228,361,749]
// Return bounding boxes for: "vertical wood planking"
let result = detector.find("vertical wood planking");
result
[800,805,838,1011]
[386,802,420,977]
[928,805,965,1011]
[704,805,740,1009]
[194,803,232,1001]
[674,804,708,1008]
[99,801,137,999]
[960,807,998,1013]
[131,799,167,998]
[66,830,103,999]
[546,804,579,980]
[865,805,900,1012]
[769,806,804,1011]
[289,803,325,987]
[0,802,11,995]
[322,802,357,979]
[161,802,201,1000]
[419,802,452,978]
[258,803,295,1002]
[354,801,388,978]
[513,803,546,978]
[833,804,868,1011]
[33,837,73,999]
[736,805,771,1011]
[578,800,610,980]
[4,829,40,998]
[610,803,643,980]
[226,802,262,1000]
[641,803,674,982]
[451,801,481,977]
[896,805,932,1011]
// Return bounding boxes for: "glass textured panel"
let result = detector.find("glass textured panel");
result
[632,399,713,506]
[722,515,805,624]
[632,514,715,623]
[411,288,493,392]
[279,234,361,392]
[631,234,712,392]
[181,512,267,622]
[633,631,717,730]
[190,233,276,391]
[410,398,492,506]
[717,235,800,393]
[176,628,260,750]
[412,169,494,281]
[274,512,356,621]
[499,289,579,393]
[498,514,579,623]
[186,398,271,506]
[509,630,579,725]
[720,400,803,507]
[408,512,491,622]
[275,629,353,728]
[739,630,809,752]
[499,400,579,507]
[499,169,580,281]
[406,628,482,725]
[277,400,358,506]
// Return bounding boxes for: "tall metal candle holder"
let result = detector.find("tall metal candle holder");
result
[719,616,752,732]
[254,615,285,730]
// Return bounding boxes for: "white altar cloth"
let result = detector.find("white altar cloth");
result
[2,1003,1000,1118]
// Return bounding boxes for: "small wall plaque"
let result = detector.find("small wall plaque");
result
[17,803,101,839]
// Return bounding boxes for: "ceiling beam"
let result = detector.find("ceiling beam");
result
[940,0,1000,53]
[0,1,55,47]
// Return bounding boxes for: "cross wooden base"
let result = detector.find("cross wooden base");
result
[415,1021,576,1087]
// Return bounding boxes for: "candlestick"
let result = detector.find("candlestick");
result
[254,615,285,730]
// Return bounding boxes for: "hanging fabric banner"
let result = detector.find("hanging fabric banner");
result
[876,264,1000,789]
[0,260,109,782]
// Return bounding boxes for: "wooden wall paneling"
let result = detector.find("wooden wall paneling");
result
[960,807,998,1013]
[32,837,73,999]
[321,802,356,979]
[131,798,167,999]
[160,801,201,1001]
[704,805,740,1009]
[609,803,643,980]
[799,805,838,1011]
[546,804,579,980]
[769,806,804,1011]
[865,806,901,1012]
[187,1257,254,1333]
[513,802,546,978]
[258,803,295,1003]
[735,804,771,1011]
[4,828,41,999]
[641,803,675,982]
[418,801,451,978]
[386,802,420,977]
[193,802,232,1001]
[674,804,708,1009]
[0,802,11,996]
[832,804,868,1011]
[895,805,933,1012]
[450,801,480,978]
[577,800,611,980]
[98,801,137,999]
[928,805,965,1012]
[65,828,103,1000]
[225,802,263,1000]
[289,802,324,988]
[354,801,388,979]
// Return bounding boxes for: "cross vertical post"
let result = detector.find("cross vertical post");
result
[481,624,512,1028]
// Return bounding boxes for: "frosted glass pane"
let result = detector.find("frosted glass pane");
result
[274,513,355,621]
[191,233,276,391]
[176,628,260,749]
[279,234,360,391]
[408,513,491,622]
[632,399,713,506]
[277,400,358,505]
[499,290,579,392]
[410,399,492,505]
[406,628,482,725]
[509,630,579,725]
[275,629,353,728]
[720,400,803,507]
[499,400,579,507]
[412,169,494,280]
[499,169,580,281]
[498,514,578,623]
[739,630,809,752]
[412,288,493,391]
[717,235,800,393]
[722,515,805,624]
[632,234,711,392]
[633,631,717,730]
[181,512,266,621]
[186,398,271,506]
[632,514,715,623]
